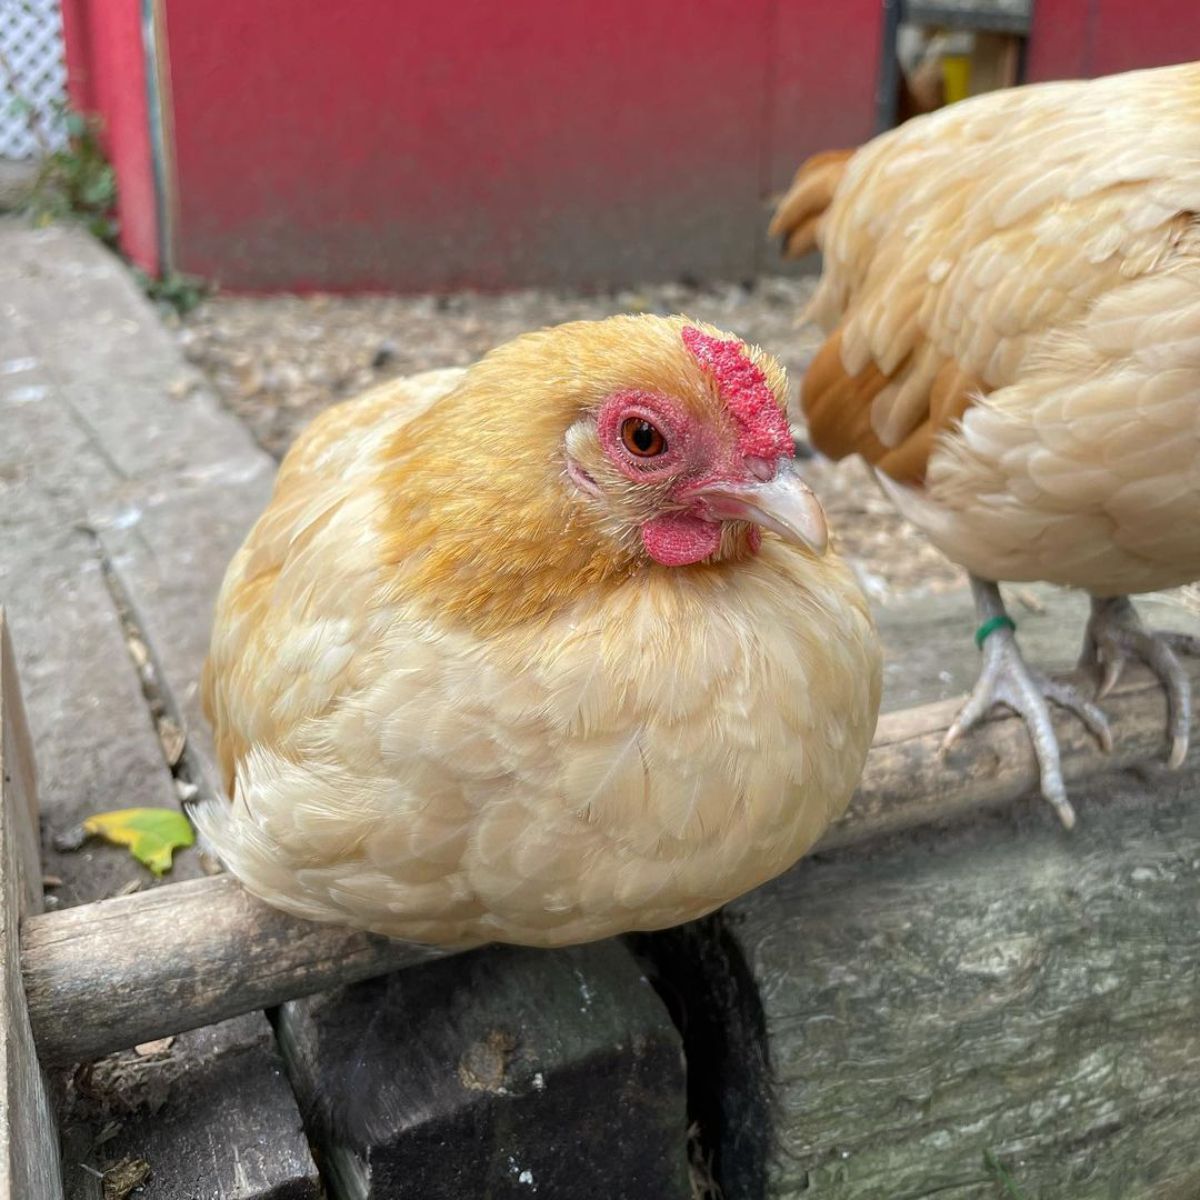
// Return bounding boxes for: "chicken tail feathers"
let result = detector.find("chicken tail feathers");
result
[769,148,855,259]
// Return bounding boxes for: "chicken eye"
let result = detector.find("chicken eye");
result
[620,417,666,457]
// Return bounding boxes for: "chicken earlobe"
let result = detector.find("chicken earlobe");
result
[941,576,1112,828]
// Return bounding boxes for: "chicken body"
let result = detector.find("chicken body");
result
[198,316,880,947]
[771,62,1200,822]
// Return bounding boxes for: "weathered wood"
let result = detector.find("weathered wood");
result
[276,942,689,1200]
[60,1014,321,1200]
[823,656,1200,849]
[665,760,1200,1199]
[23,873,451,1065]
[22,656,1196,1065]
[0,611,62,1199]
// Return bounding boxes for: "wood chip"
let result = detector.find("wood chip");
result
[126,635,150,669]
[52,822,88,852]
[133,1037,175,1057]
[93,1121,123,1148]
[1014,587,1047,614]
[198,851,224,876]
[157,717,186,766]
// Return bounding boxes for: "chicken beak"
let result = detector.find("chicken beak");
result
[690,461,829,556]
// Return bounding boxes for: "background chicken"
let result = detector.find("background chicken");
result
[769,61,1200,827]
[195,314,881,947]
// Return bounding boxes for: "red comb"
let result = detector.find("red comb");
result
[681,327,791,460]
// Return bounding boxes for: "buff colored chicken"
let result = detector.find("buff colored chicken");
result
[195,315,881,947]
[770,61,1200,826]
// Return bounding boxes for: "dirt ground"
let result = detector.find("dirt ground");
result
[178,277,964,600]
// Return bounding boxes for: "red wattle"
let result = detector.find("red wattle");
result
[642,513,722,566]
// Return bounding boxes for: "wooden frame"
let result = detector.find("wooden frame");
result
[0,611,62,1198]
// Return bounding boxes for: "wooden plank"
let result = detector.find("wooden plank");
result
[662,759,1200,1199]
[0,611,62,1199]
[22,655,1198,1066]
[60,1014,321,1200]
[277,942,689,1199]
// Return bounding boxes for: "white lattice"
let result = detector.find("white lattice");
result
[0,0,66,160]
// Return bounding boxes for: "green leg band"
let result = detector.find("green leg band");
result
[975,614,1017,649]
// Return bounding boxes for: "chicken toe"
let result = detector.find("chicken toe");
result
[1082,596,1200,769]
[941,578,1112,828]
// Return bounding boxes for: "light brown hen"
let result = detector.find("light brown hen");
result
[196,315,881,946]
[771,61,1200,825]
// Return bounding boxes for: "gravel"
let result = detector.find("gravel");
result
[178,277,963,599]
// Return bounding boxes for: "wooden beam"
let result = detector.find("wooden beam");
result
[23,874,453,1066]
[821,658,1195,850]
[21,657,1197,1066]
[0,611,62,1197]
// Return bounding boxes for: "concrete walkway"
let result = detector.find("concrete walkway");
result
[0,221,316,1196]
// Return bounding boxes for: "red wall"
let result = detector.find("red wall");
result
[154,1,879,292]
[58,1,1200,292]
[1028,0,1200,80]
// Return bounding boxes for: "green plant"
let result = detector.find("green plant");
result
[23,107,119,246]
[130,267,211,317]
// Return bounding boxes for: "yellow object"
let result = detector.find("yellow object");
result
[941,54,972,105]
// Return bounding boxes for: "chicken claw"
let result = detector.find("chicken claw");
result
[1081,596,1200,769]
[941,578,1112,829]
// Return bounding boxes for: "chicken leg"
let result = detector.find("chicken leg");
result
[1080,595,1200,770]
[941,577,1112,828]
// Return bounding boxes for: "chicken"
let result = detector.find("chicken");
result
[195,315,881,947]
[770,61,1200,826]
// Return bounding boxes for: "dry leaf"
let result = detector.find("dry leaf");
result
[102,1157,151,1200]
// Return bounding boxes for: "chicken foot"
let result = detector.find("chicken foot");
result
[941,577,1112,828]
[1080,595,1200,770]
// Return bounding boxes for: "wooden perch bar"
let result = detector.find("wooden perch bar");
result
[22,874,452,1065]
[821,658,1196,849]
[21,658,1198,1066]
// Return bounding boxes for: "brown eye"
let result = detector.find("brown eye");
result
[621,417,666,457]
